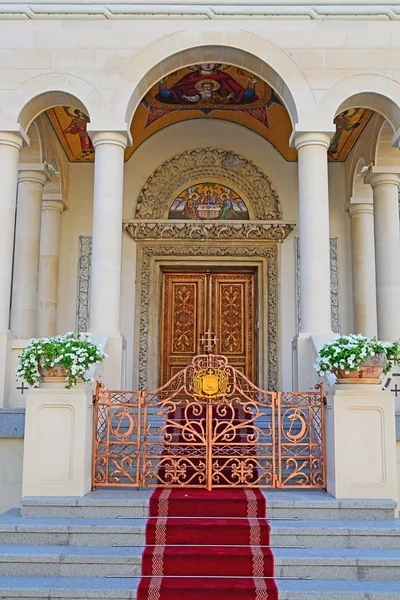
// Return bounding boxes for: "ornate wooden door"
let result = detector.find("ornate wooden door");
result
[160,270,255,385]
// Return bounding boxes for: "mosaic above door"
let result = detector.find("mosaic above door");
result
[169,183,249,220]
[45,64,373,163]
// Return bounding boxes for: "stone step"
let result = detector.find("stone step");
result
[3,510,400,549]
[0,511,147,547]
[0,545,400,580]
[20,490,397,520]
[0,577,400,599]
[0,545,142,578]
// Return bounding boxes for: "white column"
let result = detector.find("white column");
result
[90,132,127,335]
[36,200,64,338]
[295,132,332,333]
[349,202,378,338]
[366,169,400,341]
[11,170,47,339]
[0,132,23,408]
[0,133,23,332]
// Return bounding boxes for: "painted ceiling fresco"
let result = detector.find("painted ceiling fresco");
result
[46,64,373,163]
[169,183,249,220]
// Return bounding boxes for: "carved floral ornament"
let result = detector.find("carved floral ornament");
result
[134,148,282,221]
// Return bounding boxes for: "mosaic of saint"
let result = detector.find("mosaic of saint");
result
[45,70,373,163]
[328,108,373,161]
[46,107,94,162]
[169,184,249,220]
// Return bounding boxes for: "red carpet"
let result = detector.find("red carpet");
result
[137,488,279,599]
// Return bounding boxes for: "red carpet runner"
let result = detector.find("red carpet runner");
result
[137,488,278,599]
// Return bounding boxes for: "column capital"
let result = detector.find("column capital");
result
[0,131,24,151]
[17,169,48,186]
[42,200,64,214]
[89,130,129,151]
[349,202,374,217]
[294,131,332,151]
[365,167,400,189]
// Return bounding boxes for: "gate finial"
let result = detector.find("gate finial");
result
[200,330,217,354]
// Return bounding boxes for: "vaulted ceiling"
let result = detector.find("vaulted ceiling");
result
[46,64,373,163]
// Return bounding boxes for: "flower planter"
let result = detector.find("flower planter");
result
[39,365,69,384]
[17,333,107,389]
[334,354,386,384]
[315,335,399,384]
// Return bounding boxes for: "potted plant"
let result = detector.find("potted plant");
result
[16,332,107,389]
[314,334,399,384]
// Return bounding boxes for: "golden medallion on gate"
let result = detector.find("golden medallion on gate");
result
[193,368,228,398]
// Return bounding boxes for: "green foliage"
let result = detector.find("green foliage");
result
[16,332,107,389]
[315,334,400,377]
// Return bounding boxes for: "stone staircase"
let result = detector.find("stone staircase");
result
[0,489,400,599]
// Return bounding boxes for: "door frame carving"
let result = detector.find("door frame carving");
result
[133,242,279,392]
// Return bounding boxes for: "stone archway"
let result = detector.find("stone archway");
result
[135,148,282,221]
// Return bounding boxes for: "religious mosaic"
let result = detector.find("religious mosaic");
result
[46,107,94,162]
[169,183,249,220]
[328,108,373,161]
[45,73,373,163]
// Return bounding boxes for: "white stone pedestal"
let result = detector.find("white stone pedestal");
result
[22,386,93,497]
[326,384,398,502]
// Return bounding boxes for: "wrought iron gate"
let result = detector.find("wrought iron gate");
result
[92,354,326,490]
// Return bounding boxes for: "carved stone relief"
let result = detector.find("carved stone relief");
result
[138,244,278,391]
[135,148,282,221]
[296,237,340,334]
[123,220,294,242]
[76,236,92,332]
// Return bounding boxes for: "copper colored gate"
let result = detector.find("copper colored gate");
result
[92,354,326,490]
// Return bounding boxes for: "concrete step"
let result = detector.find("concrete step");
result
[271,518,400,549]
[0,511,146,547]
[1,545,400,580]
[20,489,397,520]
[0,577,400,599]
[273,547,400,580]
[0,545,142,578]
[3,511,400,549]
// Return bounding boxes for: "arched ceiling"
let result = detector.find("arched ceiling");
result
[45,63,374,163]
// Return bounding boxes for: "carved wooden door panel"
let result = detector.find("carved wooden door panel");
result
[210,272,255,381]
[160,272,207,384]
[160,270,256,385]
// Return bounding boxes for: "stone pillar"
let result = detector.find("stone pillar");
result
[89,132,127,336]
[11,169,47,339]
[22,385,93,497]
[36,200,64,338]
[292,132,333,391]
[0,132,23,407]
[349,202,378,338]
[366,169,400,341]
[295,132,332,334]
[326,384,397,502]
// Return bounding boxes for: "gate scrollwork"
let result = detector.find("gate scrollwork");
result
[92,355,326,490]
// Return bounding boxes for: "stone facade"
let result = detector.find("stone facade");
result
[1,0,400,512]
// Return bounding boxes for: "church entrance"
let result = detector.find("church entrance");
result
[159,268,256,386]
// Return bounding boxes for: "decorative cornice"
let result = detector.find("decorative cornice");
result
[135,148,282,221]
[3,3,400,20]
[123,220,295,241]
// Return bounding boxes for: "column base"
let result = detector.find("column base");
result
[292,332,335,391]
[90,333,127,389]
[22,386,93,497]
[326,384,398,503]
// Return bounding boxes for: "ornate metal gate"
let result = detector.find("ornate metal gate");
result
[92,353,326,490]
